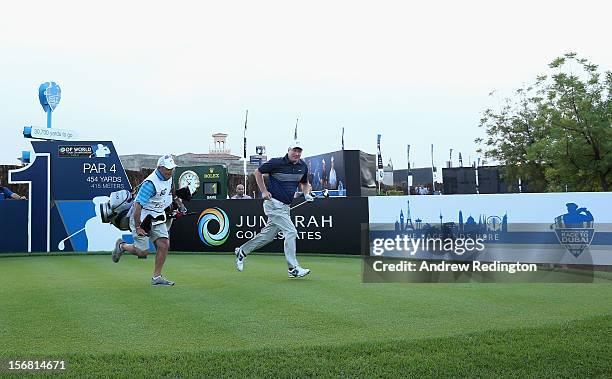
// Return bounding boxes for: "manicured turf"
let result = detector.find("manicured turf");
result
[0,254,611,377]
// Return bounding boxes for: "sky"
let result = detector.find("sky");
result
[1,0,610,172]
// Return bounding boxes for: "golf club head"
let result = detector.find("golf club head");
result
[176,186,192,202]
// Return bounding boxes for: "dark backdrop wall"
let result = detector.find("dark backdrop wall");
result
[171,197,369,255]
[442,167,477,194]
[393,167,435,194]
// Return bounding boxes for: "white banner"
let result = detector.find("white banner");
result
[29,127,78,141]
[368,193,612,265]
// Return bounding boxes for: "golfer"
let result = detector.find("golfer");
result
[112,154,183,286]
[235,140,313,278]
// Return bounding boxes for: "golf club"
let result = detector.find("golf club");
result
[141,211,198,234]
[290,189,329,210]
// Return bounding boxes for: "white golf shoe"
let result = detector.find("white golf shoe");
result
[288,266,310,278]
[235,247,246,272]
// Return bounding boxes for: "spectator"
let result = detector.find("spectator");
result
[0,185,26,200]
[231,184,252,199]
[320,159,329,189]
[329,156,337,189]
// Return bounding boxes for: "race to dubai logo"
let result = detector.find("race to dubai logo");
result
[552,203,595,257]
[198,207,230,246]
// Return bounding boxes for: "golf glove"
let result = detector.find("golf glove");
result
[304,193,315,202]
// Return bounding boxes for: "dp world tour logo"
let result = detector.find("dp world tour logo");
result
[552,203,595,257]
[198,207,230,246]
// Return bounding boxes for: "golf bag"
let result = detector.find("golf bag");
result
[100,186,193,232]
[100,189,134,231]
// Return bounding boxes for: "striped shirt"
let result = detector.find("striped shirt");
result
[258,154,308,204]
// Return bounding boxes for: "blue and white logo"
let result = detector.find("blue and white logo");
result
[92,144,111,158]
[552,203,595,257]
[38,82,62,112]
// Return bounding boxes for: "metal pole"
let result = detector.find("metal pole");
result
[475,157,480,194]
[431,144,435,194]
[243,110,248,191]
[406,144,411,196]
[243,159,247,191]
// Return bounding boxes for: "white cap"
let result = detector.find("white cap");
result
[288,140,303,150]
[157,154,177,169]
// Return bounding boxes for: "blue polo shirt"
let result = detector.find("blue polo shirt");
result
[135,169,166,206]
[0,187,14,200]
[258,154,308,204]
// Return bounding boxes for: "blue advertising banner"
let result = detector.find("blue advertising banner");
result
[30,140,129,200]
[7,140,132,253]
[0,200,28,252]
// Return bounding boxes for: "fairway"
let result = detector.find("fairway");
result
[1,254,611,377]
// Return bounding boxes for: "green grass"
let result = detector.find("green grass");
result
[0,254,611,377]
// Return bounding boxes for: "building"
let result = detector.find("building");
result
[119,133,261,174]
[383,158,394,186]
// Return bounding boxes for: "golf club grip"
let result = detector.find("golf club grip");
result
[171,212,198,219]
[141,216,152,234]
[141,214,168,233]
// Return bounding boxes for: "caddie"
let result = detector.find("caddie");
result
[112,154,185,286]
